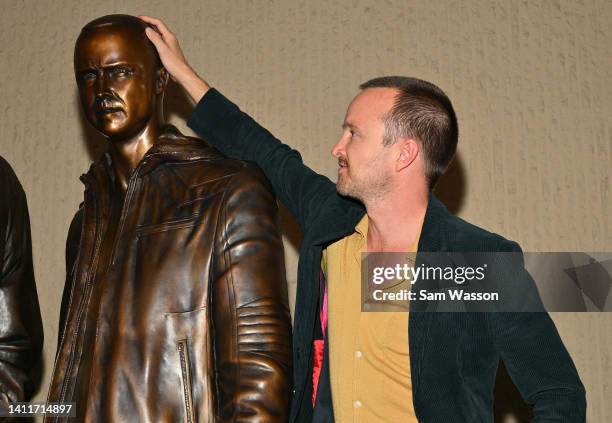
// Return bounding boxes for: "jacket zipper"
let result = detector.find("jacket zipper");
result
[109,163,144,267]
[57,160,146,404]
[178,340,195,423]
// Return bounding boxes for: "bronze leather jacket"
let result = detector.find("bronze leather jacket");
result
[46,127,292,422]
[0,156,43,403]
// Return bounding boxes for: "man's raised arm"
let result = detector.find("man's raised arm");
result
[140,16,343,230]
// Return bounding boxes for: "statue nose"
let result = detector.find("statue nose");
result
[94,71,110,95]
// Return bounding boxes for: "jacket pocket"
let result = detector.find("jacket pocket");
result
[166,308,213,422]
[135,216,198,237]
[178,339,195,423]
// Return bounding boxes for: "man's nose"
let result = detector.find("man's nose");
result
[331,135,346,157]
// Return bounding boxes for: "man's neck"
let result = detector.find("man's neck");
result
[108,122,162,192]
[365,185,429,252]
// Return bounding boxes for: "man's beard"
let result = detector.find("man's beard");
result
[336,166,392,203]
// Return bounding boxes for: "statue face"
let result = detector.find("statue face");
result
[74,26,161,140]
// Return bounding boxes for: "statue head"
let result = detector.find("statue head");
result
[74,15,168,141]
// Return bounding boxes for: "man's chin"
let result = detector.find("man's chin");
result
[335,183,361,202]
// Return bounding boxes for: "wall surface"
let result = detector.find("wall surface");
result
[0,0,610,421]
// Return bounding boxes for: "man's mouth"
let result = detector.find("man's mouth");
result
[338,158,348,169]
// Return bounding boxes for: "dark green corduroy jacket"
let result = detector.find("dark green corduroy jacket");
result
[187,89,586,423]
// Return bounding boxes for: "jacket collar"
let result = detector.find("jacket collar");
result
[417,193,451,253]
[310,192,451,251]
[310,196,365,247]
[409,193,453,398]
[139,125,223,175]
[80,125,222,187]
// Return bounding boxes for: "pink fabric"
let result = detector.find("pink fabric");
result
[312,270,329,407]
[312,339,325,406]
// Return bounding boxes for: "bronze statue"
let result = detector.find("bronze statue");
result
[0,156,43,406]
[46,15,292,422]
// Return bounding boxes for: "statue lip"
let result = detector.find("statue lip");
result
[94,96,125,115]
[98,106,124,113]
[95,102,125,115]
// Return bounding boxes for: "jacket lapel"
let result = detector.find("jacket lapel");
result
[409,193,450,400]
[311,199,365,247]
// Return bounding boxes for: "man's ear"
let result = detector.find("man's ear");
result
[396,138,419,172]
[155,67,169,94]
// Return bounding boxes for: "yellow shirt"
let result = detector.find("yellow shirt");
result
[322,216,419,422]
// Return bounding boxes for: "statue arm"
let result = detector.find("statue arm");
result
[211,163,292,422]
[0,158,43,402]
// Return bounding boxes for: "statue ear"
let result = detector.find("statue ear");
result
[156,67,169,94]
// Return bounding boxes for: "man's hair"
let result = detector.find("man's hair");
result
[77,14,162,69]
[359,76,458,188]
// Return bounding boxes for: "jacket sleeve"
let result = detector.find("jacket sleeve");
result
[0,158,43,403]
[211,164,292,422]
[488,241,586,422]
[187,88,338,230]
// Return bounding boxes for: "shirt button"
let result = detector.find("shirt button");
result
[355,350,363,358]
[354,400,362,409]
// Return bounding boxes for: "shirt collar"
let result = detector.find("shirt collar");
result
[354,214,369,238]
[354,214,422,252]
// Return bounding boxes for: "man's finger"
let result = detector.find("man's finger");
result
[144,27,168,53]
[139,15,161,26]
[139,16,173,38]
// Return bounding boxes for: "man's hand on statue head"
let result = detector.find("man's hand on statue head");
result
[139,15,210,103]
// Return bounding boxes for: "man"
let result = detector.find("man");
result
[142,17,586,422]
[46,15,292,422]
[0,156,43,406]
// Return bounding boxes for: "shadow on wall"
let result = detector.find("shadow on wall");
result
[434,152,467,215]
[25,351,44,423]
[164,80,194,124]
[75,92,106,163]
[494,362,534,422]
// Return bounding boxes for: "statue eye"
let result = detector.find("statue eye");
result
[110,66,131,78]
[80,71,97,83]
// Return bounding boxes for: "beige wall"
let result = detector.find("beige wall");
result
[0,0,610,421]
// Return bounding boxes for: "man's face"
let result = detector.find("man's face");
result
[74,26,160,140]
[331,88,398,202]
